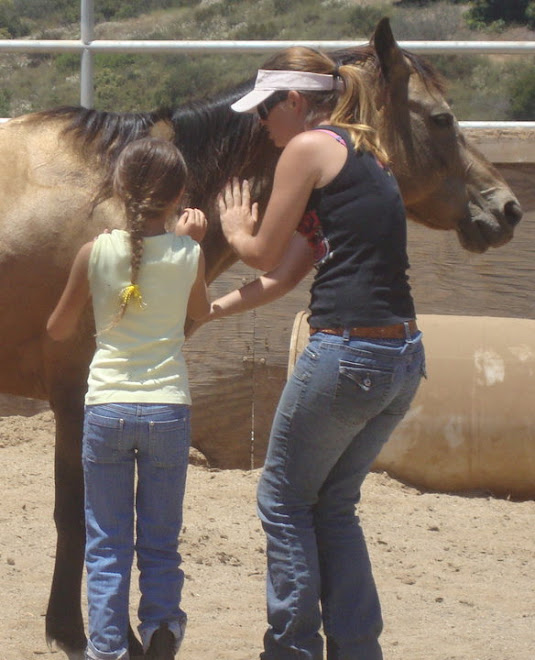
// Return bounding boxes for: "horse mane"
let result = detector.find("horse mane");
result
[28,82,279,214]
[28,106,175,205]
[25,43,443,213]
[31,104,171,163]
[170,82,280,211]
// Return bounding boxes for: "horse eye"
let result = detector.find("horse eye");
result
[432,112,454,128]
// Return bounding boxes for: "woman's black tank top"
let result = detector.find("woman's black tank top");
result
[297,125,415,328]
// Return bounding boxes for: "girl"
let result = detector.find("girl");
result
[214,47,426,660]
[47,137,210,660]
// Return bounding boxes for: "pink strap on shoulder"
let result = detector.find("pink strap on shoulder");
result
[315,128,347,147]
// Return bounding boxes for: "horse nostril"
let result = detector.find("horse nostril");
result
[504,200,523,228]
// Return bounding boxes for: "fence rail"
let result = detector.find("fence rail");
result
[2,38,535,55]
[0,0,533,128]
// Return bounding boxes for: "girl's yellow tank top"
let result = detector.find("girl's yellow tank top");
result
[85,229,199,405]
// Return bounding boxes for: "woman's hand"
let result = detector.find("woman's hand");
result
[202,233,313,322]
[175,208,208,243]
[218,179,259,242]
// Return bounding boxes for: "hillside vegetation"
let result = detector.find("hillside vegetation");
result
[0,0,533,120]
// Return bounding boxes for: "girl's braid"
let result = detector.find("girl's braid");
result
[103,138,188,330]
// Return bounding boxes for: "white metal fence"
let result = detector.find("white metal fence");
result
[0,0,534,128]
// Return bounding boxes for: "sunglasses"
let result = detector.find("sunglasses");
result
[256,91,289,120]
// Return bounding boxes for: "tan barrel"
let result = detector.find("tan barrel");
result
[287,310,311,379]
[288,312,535,499]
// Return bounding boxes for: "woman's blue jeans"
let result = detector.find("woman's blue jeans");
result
[258,330,425,660]
[82,403,190,660]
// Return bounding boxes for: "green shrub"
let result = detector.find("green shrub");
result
[273,0,291,14]
[508,63,535,120]
[0,0,30,37]
[233,21,278,40]
[0,87,11,116]
[14,0,79,25]
[55,53,80,75]
[395,0,465,4]
[390,2,464,39]
[427,54,484,83]
[526,2,535,29]
[12,0,200,27]
[194,4,221,23]
[348,6,387,36]
[466,0,533,28]
[1,0,531,122]
[152,55,223,107]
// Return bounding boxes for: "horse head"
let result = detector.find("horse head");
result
[354,18,522,253]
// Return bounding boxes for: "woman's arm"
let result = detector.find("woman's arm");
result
[208,233,313,321]
[47,241,93,341]
[187,248,211,321]
[218,131,328,272]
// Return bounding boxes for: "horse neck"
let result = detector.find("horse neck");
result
[172,101,278,208]
[171,99,280,283]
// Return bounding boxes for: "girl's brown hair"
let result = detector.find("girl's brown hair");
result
[111,137,188,323]
[262,46,389,164]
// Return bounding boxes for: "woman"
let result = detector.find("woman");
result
[214,47,425,659]
[47,137,210,660]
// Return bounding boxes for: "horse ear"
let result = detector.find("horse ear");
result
[373,17,410,90]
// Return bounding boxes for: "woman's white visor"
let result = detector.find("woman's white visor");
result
[231,69,341,113]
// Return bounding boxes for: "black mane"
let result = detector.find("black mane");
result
[170,81,280,211]
[30,79,280,213]
[28,44,443,214]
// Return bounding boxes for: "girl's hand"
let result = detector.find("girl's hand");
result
[218,178,259,242]
[175,208,208,243]
[93,227,110,240]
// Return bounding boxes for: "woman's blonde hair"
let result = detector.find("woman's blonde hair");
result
[262,46,389,164]
[110,137,188,324]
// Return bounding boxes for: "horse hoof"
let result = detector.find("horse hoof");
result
[65,650,85,660]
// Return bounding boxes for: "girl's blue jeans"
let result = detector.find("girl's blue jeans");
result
[82,403,190,660]
[258,330,425,660]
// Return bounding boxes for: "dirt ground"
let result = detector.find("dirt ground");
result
[0,405,533,660]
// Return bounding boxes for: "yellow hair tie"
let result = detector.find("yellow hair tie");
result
[119,284,145,308]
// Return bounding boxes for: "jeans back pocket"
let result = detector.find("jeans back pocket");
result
[149,418,189,468]
[332,361,394,426]
[83,410,125,463]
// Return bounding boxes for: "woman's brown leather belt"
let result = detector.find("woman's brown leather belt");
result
[309,320,418,339]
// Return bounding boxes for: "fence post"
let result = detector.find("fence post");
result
[80,0,94,108]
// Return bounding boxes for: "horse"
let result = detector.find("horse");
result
[0,18,522,659]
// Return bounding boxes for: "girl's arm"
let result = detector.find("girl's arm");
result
[187,248,211,321]
[209,233,313,321]
[47,241,93,341]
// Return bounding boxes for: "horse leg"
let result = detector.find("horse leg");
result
[128,627,145,658]
[45,390,87,659]
[45,385,145,659]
